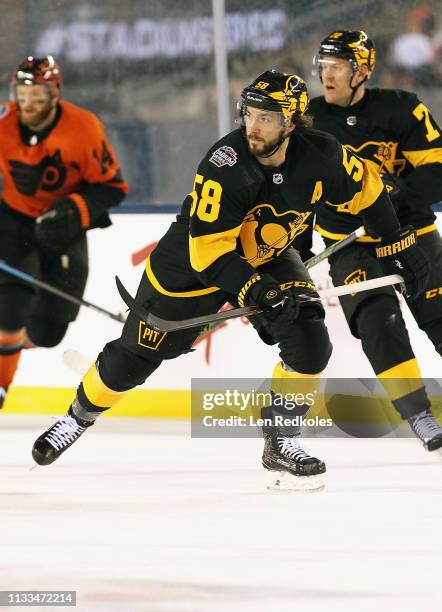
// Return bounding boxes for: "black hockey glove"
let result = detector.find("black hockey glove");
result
[238,273,287,319]
[237,273,308,324]
[380,173,406,203]
[376,226,429,301]
[34,198,84,254]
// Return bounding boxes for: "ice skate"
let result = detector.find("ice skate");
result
[408,410,442,454]
[32,407,94,466]
[262,433,326,492]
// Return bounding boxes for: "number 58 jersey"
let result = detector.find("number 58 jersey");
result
[149,126,399,298]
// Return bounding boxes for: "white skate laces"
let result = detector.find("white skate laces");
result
[277,436,313,462]
[409,410,442,442]
[45,415,86,451]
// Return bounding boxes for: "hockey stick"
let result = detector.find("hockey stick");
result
[305,226,366,269]
[0,260,126,324]
[116,274,403,332]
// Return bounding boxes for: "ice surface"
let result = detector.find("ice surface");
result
[0,415,441,611]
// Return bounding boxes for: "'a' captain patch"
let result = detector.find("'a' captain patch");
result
[138,321,167,350]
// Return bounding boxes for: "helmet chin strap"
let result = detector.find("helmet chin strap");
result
[345,72,368,107]
[256,122,291,159]
[256,134,287,159]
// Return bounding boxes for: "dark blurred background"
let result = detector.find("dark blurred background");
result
[1,0,441,207]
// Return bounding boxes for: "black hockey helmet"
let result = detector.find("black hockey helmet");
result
[314,30,376,75]
[11,56,62,95]
[239,70,309,122]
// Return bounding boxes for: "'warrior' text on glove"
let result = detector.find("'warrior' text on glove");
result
[376,225,429,300]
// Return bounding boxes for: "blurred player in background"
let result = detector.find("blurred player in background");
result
[0,56,128,409]
[32,70,429,490]
[310,30,442,451]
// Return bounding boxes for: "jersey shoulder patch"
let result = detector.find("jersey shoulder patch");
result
[209,145,238,168]
[199,128,263,196]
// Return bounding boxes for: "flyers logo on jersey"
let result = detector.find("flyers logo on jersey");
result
[240,204,311,265]
[138,321,167,351]
[344,268,367,296]
[9,149,66,196]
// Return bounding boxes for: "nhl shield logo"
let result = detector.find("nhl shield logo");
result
[273,173,283,184]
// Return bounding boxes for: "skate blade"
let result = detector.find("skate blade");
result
[63,349,91,377]
[266,471,325,493]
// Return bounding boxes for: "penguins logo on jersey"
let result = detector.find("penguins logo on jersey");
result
[240,204,311,264]
[345,141,406,175]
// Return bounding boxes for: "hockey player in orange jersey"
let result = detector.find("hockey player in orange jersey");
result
[0,56,128,409]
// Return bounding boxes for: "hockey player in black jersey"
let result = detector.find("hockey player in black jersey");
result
[310,30,442,451]
[32,69,429,489]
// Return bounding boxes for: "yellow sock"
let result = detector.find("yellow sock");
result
[81,363,126,410]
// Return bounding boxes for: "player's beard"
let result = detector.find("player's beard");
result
[19,102,54,130]
[247,130,285,158]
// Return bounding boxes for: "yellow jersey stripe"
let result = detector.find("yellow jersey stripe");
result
[315,223,437,242]
[146,256,220,297]
[416,223,437,236]
[402,148,442,167]
[189,224,242,272]
[315,225,380,242]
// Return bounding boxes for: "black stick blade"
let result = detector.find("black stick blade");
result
[115,276,150,322]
